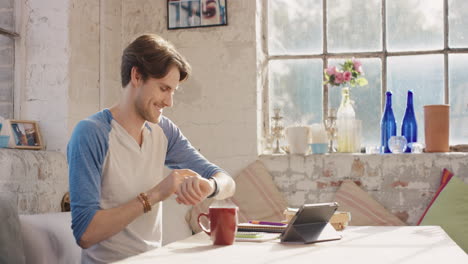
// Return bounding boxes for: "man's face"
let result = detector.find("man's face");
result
[134,66,180,123]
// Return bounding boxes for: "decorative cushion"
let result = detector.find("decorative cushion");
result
[334,180,406,226]
[186,160,288,233]
[439,168,455,186]
[0,193,25,264]
[19,212,81,264]
[419,175,468,253]
[417,168,453,224]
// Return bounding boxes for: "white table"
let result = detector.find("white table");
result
[116,226,467,264]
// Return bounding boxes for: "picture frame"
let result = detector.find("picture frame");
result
[1,119,44,150]
[167,0,228,30]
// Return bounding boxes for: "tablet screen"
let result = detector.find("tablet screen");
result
[280,202,341,244]
[292,202,338,225]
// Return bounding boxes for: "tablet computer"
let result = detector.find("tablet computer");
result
[280,202,342,244]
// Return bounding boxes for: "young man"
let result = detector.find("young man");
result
[67,34,235,263]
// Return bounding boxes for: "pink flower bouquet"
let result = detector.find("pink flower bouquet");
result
[324,58,368,87]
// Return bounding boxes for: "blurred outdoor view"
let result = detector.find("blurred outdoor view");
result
[268,0,468,146]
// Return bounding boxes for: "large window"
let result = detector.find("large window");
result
[265,0,468,146]
[0,0,17,119]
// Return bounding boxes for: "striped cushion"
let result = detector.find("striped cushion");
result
[186,160,288,233]
[334,180,406,226]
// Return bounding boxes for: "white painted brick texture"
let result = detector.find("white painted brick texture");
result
[260,153,468,225]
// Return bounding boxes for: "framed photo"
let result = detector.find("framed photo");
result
[2,119,44,150]
[167,0,227,30]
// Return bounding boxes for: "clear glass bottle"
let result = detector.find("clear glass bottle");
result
[381,91,397,153]
[401,90,417,153]
[337,87,356,152]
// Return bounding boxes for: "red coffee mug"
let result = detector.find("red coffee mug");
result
[198,207,238,245]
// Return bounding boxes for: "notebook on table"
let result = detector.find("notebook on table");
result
[280,202,342,244]
[235,232,280,242]
[237,223,286,233]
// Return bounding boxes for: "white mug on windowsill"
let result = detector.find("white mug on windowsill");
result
[309,123,328,154]
[286,126,310,155]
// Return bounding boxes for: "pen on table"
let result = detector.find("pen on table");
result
[248,221,286,226]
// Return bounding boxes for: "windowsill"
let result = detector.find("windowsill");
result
[259,152,468,157]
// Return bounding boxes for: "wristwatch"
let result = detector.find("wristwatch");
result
[207,177,219,198]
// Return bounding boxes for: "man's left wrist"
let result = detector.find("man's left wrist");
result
[207,177,219,198]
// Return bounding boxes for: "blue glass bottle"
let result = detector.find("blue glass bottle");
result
[381,91,396,153]
[401,90,417,153]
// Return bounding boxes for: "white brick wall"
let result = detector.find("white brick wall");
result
[261,153,468,225]
[0,149,68,214]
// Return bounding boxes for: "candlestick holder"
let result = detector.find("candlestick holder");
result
[324,108,337,153]
[271,107,285,154]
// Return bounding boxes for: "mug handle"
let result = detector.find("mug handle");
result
[197,213,211,236]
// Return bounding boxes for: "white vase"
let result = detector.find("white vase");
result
[336,87,357,152]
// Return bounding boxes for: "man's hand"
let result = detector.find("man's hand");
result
[149,169,194,203]
[175,170,215,205]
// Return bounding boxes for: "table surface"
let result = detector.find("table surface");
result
[116,226,467,264]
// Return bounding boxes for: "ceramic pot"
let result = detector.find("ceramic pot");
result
[424,105,449,152]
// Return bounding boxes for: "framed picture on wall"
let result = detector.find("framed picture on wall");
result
[1,119,44,150]
[167,0,228,30]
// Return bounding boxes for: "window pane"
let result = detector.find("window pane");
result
[269,59,323,127]
[388,55,444,143]
[0,35,14,118]
[449,0,468,48]
[328,58,382,146]
[268,0,322,55]
[449,54,468,144]
[0,0,14,31]
[387,0,443,51]
[327,0,381,52]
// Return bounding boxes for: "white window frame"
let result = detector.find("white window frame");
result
[260,0,468,145]
[0,0,21,119]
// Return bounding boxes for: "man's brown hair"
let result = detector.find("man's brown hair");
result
[121,34,191,87]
